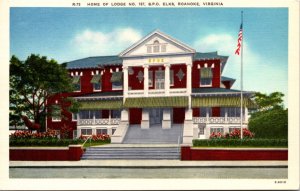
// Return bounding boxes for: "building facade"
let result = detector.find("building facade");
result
[47,30,256,144]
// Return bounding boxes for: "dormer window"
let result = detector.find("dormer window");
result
[153,40,160,53]
[200,67,213,87]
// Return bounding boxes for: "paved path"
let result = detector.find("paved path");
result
[10,160,287,167]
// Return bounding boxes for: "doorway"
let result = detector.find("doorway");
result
[149,108,163,125]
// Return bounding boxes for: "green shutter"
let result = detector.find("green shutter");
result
[91,75,101,84]
[191,97,257,109]
[79,99,123,110]
[72,76,80,84]
[124,96,188,108]
[200,68,213,79]
[110,72,123,83]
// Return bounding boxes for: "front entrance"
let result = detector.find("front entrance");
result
[149,108,163,125]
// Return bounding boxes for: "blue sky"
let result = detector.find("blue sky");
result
[10,8,288,106]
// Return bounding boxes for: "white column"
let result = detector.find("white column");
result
[107,127,112,136]
[143,65,149,96]
[186,63,192,94]
[225,108,228,124]
[109,110,111,124]
[206,108,209,124]
[141,109,149,129]
[123,66,128,98]
[162,108,171,129]
[245,107,248,123]
[121,109,128,121]
[164,64,170,96]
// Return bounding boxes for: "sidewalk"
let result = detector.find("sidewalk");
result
[10,160,288,168]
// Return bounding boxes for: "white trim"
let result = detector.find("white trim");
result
[119,29,195,57]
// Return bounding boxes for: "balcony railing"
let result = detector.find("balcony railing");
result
[193,117,245,124]
[127,88,187,97]
[77,118,120,126]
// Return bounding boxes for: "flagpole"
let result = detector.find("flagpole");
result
[240,11,244,139]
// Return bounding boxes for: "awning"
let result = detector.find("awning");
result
[90,75,101,84]
[110,72,123,83]
[124,96,188,108]
[79,99,123,110]
[72,76,80,84]
[200,68,213,78]
[192,97,257,108]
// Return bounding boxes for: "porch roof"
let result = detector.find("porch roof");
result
[79,99,123,110]
[192,97,257,109]
[123,96,188,108]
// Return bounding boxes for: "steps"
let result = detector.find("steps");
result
[123,124,183,144]
[81,146,180,160]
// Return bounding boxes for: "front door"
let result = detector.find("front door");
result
[149,108,163,125]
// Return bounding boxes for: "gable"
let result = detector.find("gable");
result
[119,30,195,57]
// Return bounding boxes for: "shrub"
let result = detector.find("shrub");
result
[210,128,254,139]
[192,138,288,147]
[249,108,288,139]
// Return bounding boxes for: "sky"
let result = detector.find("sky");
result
[10,8,288,107]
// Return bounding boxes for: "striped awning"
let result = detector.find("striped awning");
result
[90,75,101,83]
[110,72,123,83]
[72,76,80,84]
[124,96,188,108]
[192,97,257,108]
[200,68,213,78]
[79,99,123,110]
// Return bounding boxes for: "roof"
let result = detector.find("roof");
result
[66,56,122,69]
[194,51,229,72]
[119,29,195,57]
[73,91,123,101]
[221,76,236,88]
[192,88,255,97]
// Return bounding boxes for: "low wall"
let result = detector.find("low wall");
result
[181,146,288,160]
[10,145,83,161]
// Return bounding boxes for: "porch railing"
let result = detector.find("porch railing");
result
[78,118,120,126]
[193,117,245,124]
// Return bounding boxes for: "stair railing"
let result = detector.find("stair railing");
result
[82,135,92,147]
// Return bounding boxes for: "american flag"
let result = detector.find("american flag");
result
[235,24,243,55]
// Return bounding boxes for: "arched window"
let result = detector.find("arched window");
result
[153,40,160,53]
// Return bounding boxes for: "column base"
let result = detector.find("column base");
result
[162,120,171,129]
[141,120,150,129]
[107,127,112,136]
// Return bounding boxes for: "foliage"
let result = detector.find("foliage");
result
[10,129,58,139]
[9,54,79,131]
[78,134,111,142]
[253,92,284,112]
[193,138,288,148]
[249,91,288,139]
[209,128,254,139]
[249,108,288,139]
[60,125,73,139]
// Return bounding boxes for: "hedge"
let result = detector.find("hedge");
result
[192,139,288,147]
[9,138,110,147]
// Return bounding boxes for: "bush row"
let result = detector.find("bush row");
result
[192,138,288,147]
[9,138,110,147]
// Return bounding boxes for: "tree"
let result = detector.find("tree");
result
[9,54,78,131]
[249,92,288,139]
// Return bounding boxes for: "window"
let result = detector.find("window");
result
[111,110,121,118]
[72,76,81,92]
[72,113,78,121]
[199,125,205,135]
[51,105,61,122]
[200,107,212,117]
[170,70,174,86]
[227,107,242,117]
[91,74,101,91]
[81,128,92,136]
[155,70,165,89]
[111,72,123,90]
[153,40,160,53]
[200,78,212,86]
[96,128,107,135]
[200,68,213,87]
[79,110,101,119]
[148,71,153,87]
[210,128,224,134]
[147,46,152,53]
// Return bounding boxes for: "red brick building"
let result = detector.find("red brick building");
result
[47,30,256,144]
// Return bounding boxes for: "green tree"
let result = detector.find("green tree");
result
[9,54,79,131]
[249,92,288,139]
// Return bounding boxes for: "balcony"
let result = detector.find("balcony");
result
[127,88,188,97]
[193,117,246,124]
[77,118,120,126]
